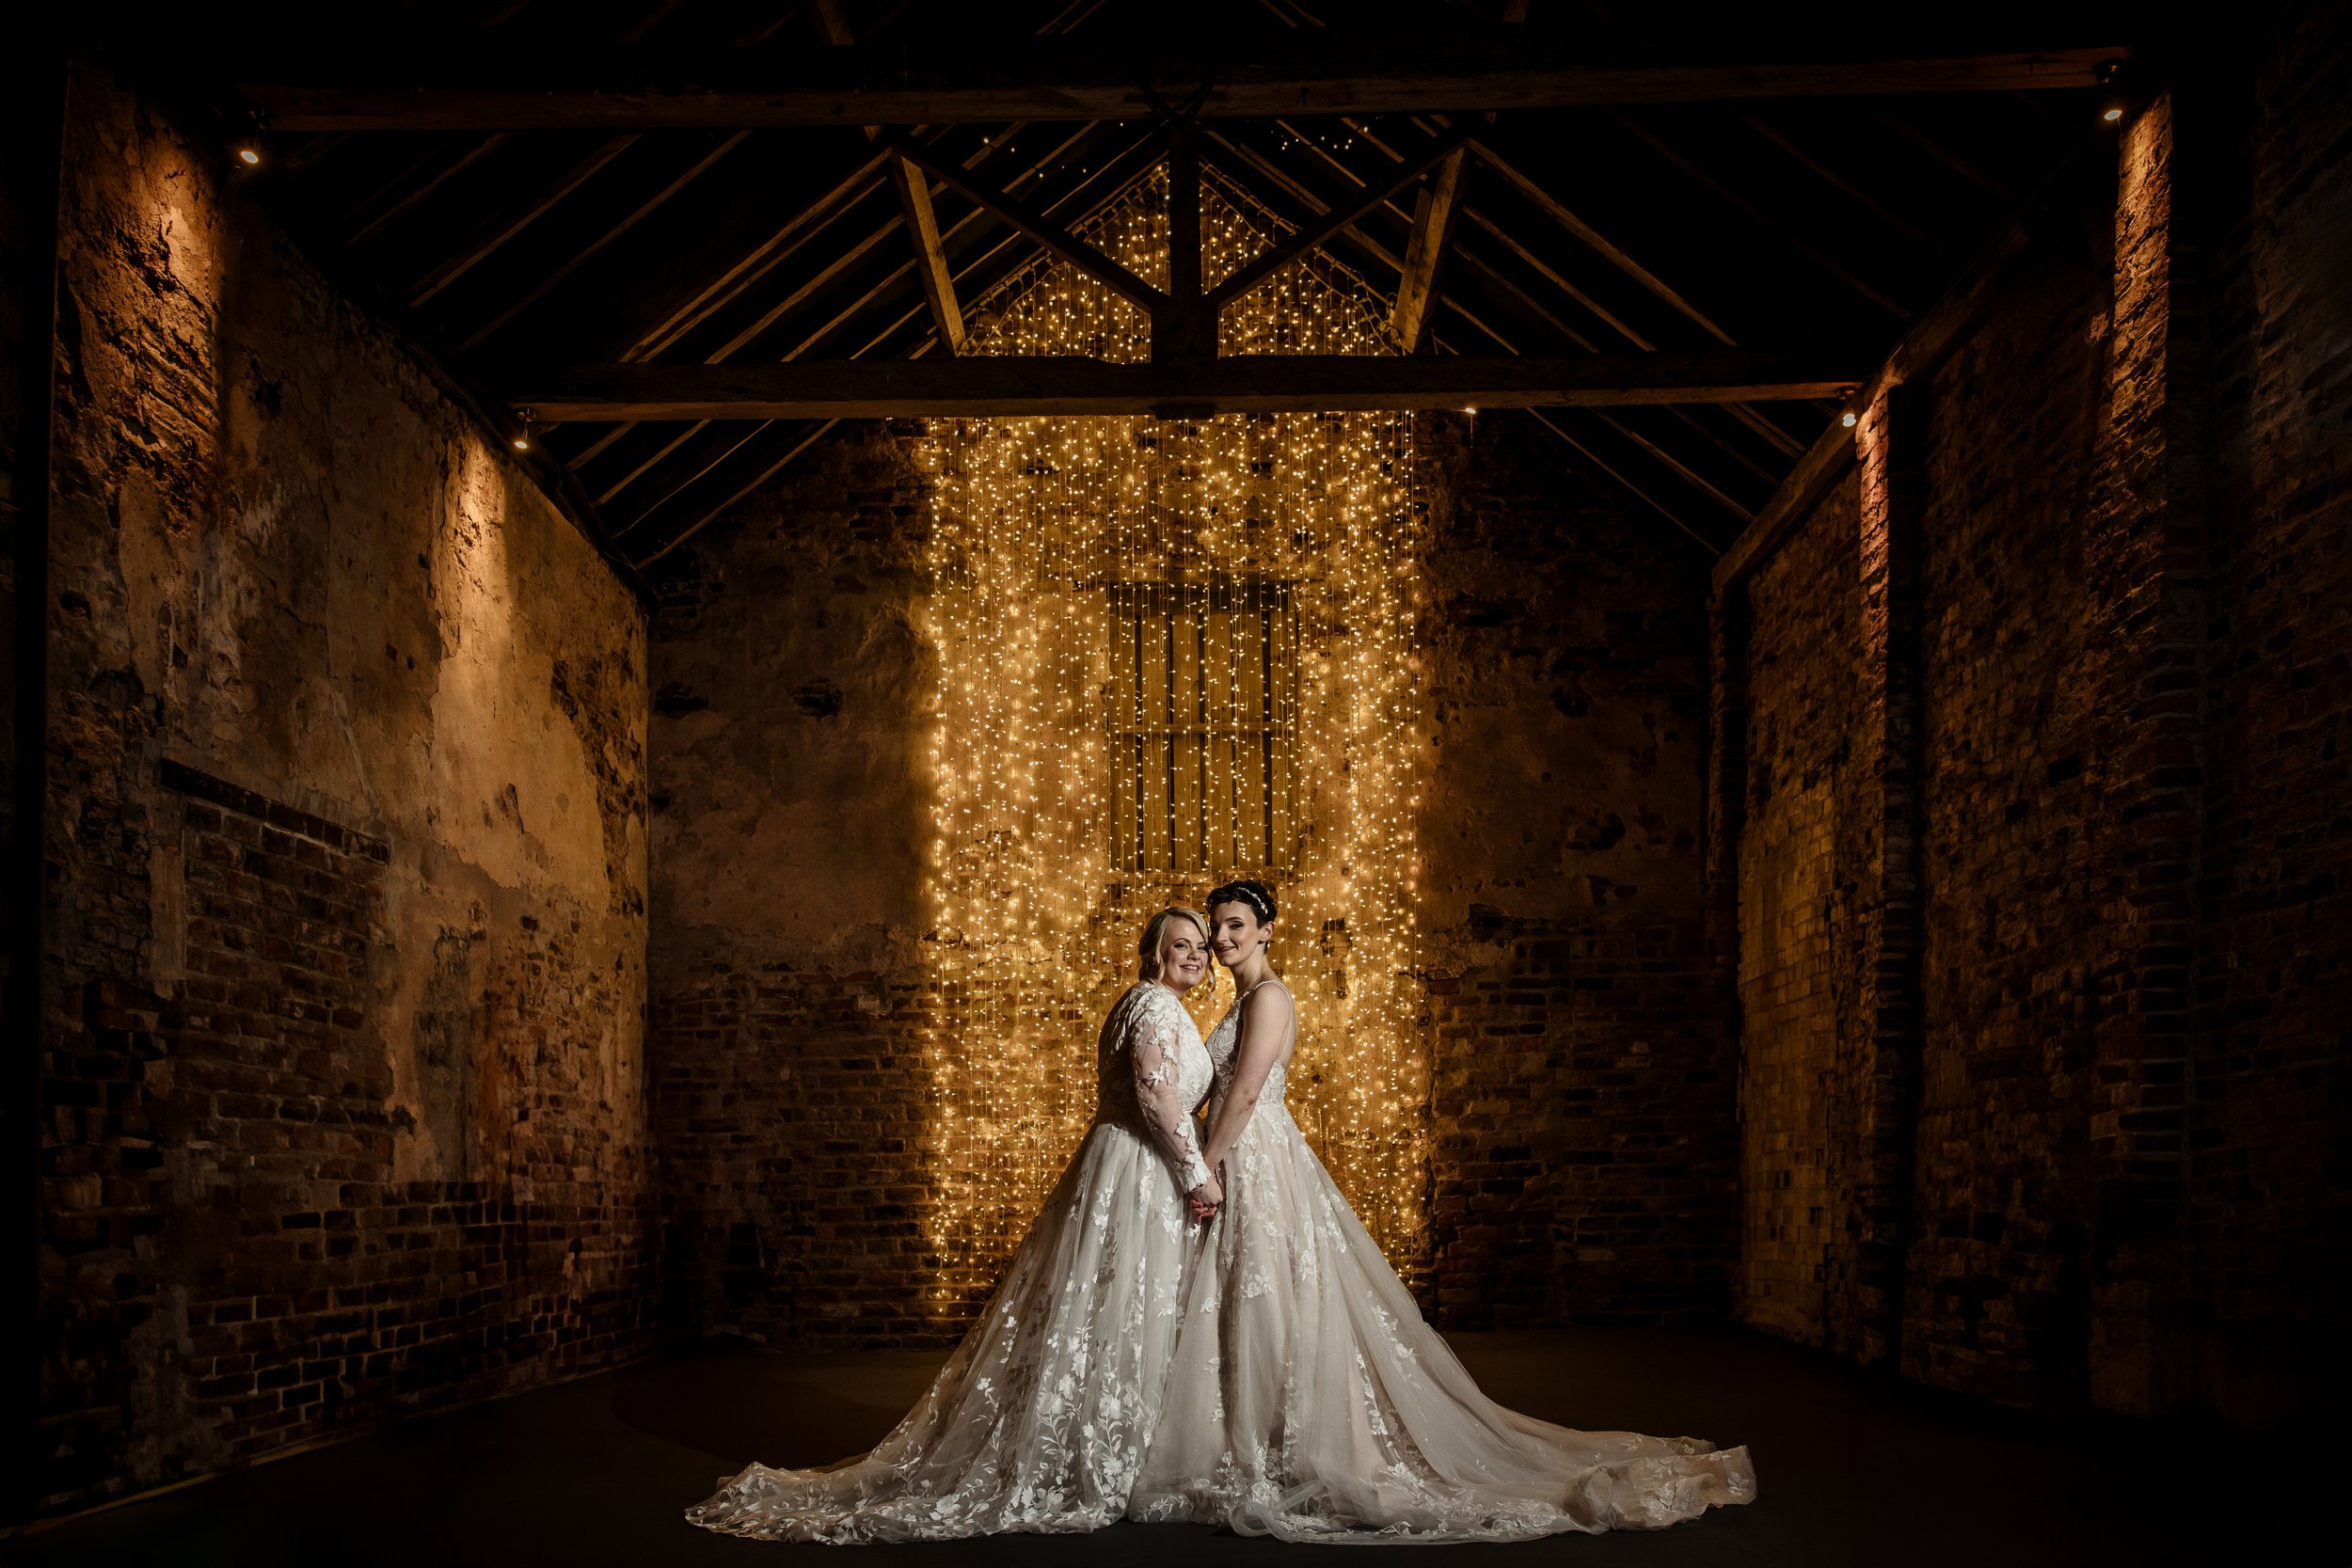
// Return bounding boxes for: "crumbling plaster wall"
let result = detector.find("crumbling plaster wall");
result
[39,61,652,1510]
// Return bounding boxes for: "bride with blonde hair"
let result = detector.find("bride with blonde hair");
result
[1130,878,1758,1542]
[688,907,1220,1542]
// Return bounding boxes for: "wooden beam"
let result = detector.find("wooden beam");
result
[1205,124,1475,309]
[888,154,967,354]
[460,129,752,349]
[1158,123,1214,358]
[347,132,507,243]
[616,147,894,364]
[406,133,637,306]
[1711,134,2111,591]
[1740,112,1945,255]
[1467,137,1744,349]
[806,0,855,48]
[515,353,1864,420]
[886,133,1168,315]
[1607,110,1913,320]
[1198,128,1406,278]
[240,40,2131,129]
[1391,149,1466,353]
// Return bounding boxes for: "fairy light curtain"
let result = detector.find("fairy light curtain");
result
[918,168,1428,1314]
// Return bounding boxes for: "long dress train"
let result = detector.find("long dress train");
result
[687,979,1215,1542]
[1129,980,1758,1542]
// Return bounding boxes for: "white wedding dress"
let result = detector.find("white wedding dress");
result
[1128,979,1758,1542]
[686,980,1215,1542]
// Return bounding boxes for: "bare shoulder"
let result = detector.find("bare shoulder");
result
[1242,979,1295,1030]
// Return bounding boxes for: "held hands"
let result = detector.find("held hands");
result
[1186,1168,1224,1223]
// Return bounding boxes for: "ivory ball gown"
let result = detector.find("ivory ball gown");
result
[1127,979,1759,1542]
[686,979,1215,1542]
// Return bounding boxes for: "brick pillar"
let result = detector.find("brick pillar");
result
[2082,87,2213,1417]
[1849,384,1929,1371]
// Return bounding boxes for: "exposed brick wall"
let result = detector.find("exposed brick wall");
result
[651,411,1736,1343]
[1727,142,2158,1408]
[1417,412,1736,1328]
[37,62,652,1511]
[1731,474,1859,1346]
[1721,1,2352,1426]
[2187,0,2352,1426]
[1904,197,2111,1406]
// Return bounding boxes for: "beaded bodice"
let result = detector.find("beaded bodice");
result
[1204,979,1293,1110]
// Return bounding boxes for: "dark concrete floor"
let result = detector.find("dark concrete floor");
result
[4,1326,2322,1566]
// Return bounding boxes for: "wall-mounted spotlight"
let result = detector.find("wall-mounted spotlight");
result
[1840,409,1859,429]
[236,146,261,166]
[2098,58,2130,124]
[513,405,536,452]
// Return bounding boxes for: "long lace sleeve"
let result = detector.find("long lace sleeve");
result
[1130,990,1211,1194]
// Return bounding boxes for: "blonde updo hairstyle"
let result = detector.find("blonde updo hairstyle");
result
[1137,906,1211,982]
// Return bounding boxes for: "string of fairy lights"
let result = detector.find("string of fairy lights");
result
[919,167,1431,1310]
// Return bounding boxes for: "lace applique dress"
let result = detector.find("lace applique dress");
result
[1128,980,1758,1542]
[687,980,1215,1543]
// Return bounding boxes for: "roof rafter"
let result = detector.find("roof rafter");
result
[1391,148,1466,353]
[887,156,969,355]
[887,131,1167,314]
[238,39,2129,130]
[515,353,1864,422]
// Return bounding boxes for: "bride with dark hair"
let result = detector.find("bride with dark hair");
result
[687,908,1221,1543]
[1129,878,1758,1542]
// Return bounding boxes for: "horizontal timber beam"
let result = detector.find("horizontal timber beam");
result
[239,39,2130,130]
[514,354,1865,420]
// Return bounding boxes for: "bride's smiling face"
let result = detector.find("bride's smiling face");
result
[1158,923,1209,991]
[1209,904,1271,969]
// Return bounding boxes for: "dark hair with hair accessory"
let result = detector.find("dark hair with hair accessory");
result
[1205,879,1278,925]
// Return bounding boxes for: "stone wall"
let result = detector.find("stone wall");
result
[648,411,1735,1346]
[1720,0,2352,1425]
[36,62,653,1511]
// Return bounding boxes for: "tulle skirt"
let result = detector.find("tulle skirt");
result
[1127,1104,1757,1542]
[687,1118,1200,1543]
